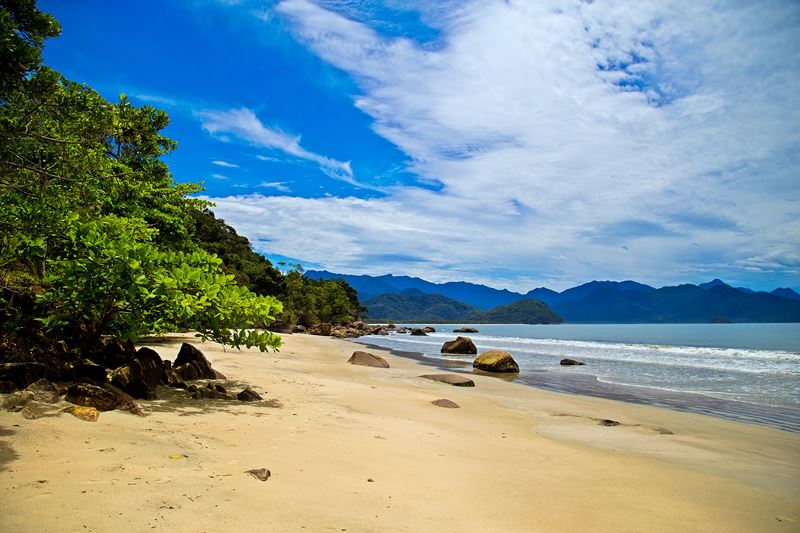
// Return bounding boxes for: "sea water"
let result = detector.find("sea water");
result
[360,323,800,432]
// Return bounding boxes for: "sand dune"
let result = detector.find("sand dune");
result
[1,333,798,532]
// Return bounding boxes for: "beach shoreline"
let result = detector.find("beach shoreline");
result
[354,338,800,433]
[1,333,798,532]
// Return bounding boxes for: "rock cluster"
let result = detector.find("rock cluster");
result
[453,327,479,333]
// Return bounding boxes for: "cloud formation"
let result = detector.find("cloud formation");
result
[207,0,800,290]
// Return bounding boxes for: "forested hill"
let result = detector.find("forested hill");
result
[363,290,562,324]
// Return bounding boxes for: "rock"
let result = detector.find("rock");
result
[191,384,231,400]
[101,383,144,416]
[292,325,307,334]
[110,347,163,399]
[214,383,227,394]
[268,321,293,334]
[174,343,217,380]
[237,388,263,402]
[373,328,389,336]
[347,351,390,368]
[65,383,123,412]
[394,327,408,334]
[245,468,271,481]
[431,399,460,408]
[98,339,135,370]
[62,406,99,422]
[386,324,396,329]
[174,363,201,381]
[473,351,519,373]
[423,326,436,333]
[0,381,18,394]
[410,328,427,336]
[309,323,332,336]
[453,327,479,333]
[560,358,586,366]
[21,406,43,420]
[441,336,477,355]
[24,378,59,403]
[420,374,475,387]
[72,361,108,384]
[598,419,620,427]
[162,367,187,389]
[2,391,33,410]
[0,362,46,389]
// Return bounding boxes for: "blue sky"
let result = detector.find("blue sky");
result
[39,0,800,292]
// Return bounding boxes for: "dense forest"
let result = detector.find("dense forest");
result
[0,1,362,367]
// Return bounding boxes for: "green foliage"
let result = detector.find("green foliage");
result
[277,269,364,326]
[38,216,282,351]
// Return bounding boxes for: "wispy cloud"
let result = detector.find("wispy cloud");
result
[259,181,290,192]
[204,0,800,291]
[196,107,373,188]
[211,173,229,180]
[212,160,240,168]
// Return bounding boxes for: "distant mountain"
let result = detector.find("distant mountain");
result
[363,291,562,324]
[772,287,800,301]
[471,299,562,324]
[552,284,800,323]
[363,289,481,323]
[309,270,800,323]
[306,270,522,309]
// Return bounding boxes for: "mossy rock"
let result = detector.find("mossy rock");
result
[473,350,519,373]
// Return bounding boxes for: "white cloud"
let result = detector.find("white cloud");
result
[207,0,800,291]
[211,173,229,180]
[259,181,290,192]
[212,160,240,168]
[196,107,373,188]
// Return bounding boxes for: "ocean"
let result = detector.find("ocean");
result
[359,323,800,432]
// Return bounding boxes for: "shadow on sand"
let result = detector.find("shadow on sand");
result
[0,425,20,472]
[141,383,283,417]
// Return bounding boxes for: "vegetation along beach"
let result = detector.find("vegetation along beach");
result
[1,1,799,532]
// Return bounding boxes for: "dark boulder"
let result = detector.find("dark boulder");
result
[110,347,163,400]
[453,327,479,333]
[309,323,332,336]
[65,383,123,411]
[292,325,307,334]
[25,378,59,403]
[423,326,436,333]
[191,384,232,400]
[431,398,460,408]
[387,324,396,329]
[174,343,217,380]
[237,388,263,402]
[441,336,477,355]
[98,339,135,369]
[560,359,586,366]
[420,374,475,387]
[268,321,293,334]
[0,362,46,389]
[372,327,389,336]
[410,328,427,336]
[163,368,188,389]
[72,361,108,384]
[473,351,519,373]
[347,351,390,368]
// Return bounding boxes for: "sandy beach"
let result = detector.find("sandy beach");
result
[1,333,798,532]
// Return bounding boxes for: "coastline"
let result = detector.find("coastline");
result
[1,333,798,532]
[355,339,800,433]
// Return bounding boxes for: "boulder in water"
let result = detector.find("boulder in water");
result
[473,351,519,373]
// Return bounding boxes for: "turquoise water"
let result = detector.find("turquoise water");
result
[361,323,800,430]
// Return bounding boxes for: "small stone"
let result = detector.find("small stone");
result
[245,468,271,481]
[420,374,475,387]
[367,478,374,482]
[598,419,620,426]
[560,358,586,366]
[347,351,390,368]
[237,388,263,402]
[431,399,460,408]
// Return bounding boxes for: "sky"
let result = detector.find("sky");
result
[39,0,800,292]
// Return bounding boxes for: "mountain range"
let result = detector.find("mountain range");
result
[305,270,800,323]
